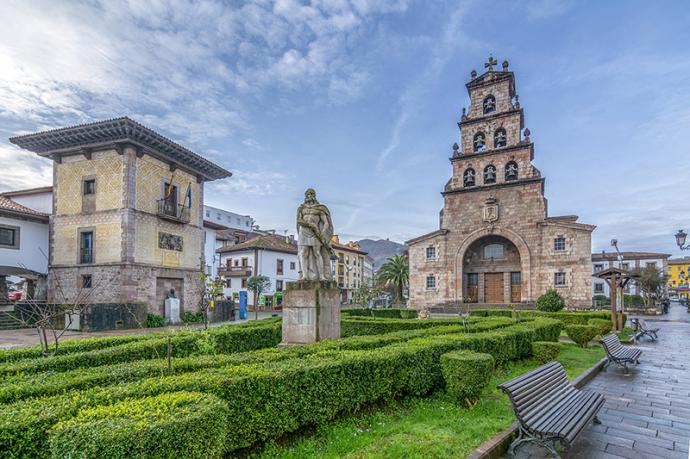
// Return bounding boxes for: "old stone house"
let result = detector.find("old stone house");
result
[10,117,231,317]
[407,58,595,310]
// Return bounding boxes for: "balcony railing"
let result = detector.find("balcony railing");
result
[79,248,93,264]
[219,266,252,277]
[157,199,190,223]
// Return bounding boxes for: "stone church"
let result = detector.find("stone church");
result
[407,58,595,310]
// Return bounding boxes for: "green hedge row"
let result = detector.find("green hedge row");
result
[0,321,282,377]
[49,391,229,459]
[441,350,494,405]
[0,324,479,405]
[341,308,419,319]
[0,318,281,364]
[469,309,624,325]
[341,316,515,337]
[0,318,562,458]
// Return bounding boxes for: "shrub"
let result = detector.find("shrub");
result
[532,341,560,364]
[440,350,494,406]
[340,308,372,317]
[398,309,419,319]
[183,311,204,323]
[0,319,561,458]
[146,314,166,328]
[341,317,516,337]
[564,325,599,348]
[587,318,612,336]
[468,309,513,318]
[0,320,282,377]
[623,294,644,307]
[49,391,229,459]
[535,289,566,312]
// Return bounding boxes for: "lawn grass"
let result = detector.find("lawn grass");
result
[252,342,604,459]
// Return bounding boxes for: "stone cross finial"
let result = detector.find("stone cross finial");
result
[484,55,498,71]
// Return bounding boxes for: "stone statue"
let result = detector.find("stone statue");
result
[296,188,335,281]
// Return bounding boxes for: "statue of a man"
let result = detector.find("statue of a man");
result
[296,188,335,281]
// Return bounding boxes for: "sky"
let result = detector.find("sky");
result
[1,0,689,257]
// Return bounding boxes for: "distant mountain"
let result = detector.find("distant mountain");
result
[357,239,407,271]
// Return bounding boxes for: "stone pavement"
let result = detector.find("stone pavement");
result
[0,311,281,349]
[518,302,690,459]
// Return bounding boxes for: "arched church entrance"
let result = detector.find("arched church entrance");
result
[462,235,522,304]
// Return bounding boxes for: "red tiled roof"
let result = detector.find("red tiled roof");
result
[0,196,49,221]
[217,234,297,254]
[0,186,53,197]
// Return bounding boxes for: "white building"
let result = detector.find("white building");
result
[363,254,375,287]
[203,205,255,230]
[0,187,52,298]
[592,251,671,298]
[217,233,299,309]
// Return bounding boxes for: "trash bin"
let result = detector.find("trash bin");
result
[239,291,248,320]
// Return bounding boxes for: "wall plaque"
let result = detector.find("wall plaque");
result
[159,232,183,251]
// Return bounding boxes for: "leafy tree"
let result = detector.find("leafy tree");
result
[535,289,565,312]
[634,266,668,307]
[247,275,271,320]
[376,255,409,305]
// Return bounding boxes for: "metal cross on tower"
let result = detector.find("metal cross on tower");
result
[484,55,498,71]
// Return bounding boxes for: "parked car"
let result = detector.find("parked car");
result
[7,290,22,301]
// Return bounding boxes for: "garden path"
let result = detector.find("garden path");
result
[520,302,690,458]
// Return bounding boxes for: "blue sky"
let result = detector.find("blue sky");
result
[1,0,689,257]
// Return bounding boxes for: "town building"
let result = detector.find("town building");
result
[329,235,368,302]
[217,233,299,309]
[0,189,51,299]
[592,251,671,298]
[10,117,231,317]
[407,58,595,310]
[363,254,375,287]
[667,257,690,300]
[203,205,255,231]
[203,213,260,279]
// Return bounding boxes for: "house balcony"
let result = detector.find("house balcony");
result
[157,199,190,223]
[219,266,252,277]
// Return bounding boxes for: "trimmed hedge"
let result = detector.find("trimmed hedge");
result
[0,318,281,364]
[469,309,625,326]
[587,318,613,336]
[342,308,419,319]
[0,324,479,405]
[341,316,515,337]
[532,341,560,364]
[535,289,566,312]
[49,391,229,459]
[0,320,282,376]
[440,350,494,405]
[0,318,561,458]
[565,325,599,348]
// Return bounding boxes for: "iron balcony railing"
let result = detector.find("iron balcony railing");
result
[219,266,252,277]
[157,199,190,223]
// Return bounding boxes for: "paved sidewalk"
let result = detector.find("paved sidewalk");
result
[0,311,281,349]
[519,303,690,458]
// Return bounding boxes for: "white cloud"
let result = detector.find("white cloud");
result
[208,169,289,197]
[0,145,53,192]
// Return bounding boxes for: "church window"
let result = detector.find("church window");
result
[505,161,518,181]
[554,237,566,251]
[426,275,436,289]
[473,132,486,152]
[483,95,496,114]
[426,246,436,260]
[483,243,504,259]
[554,272,566,287]
[463,168,476,187]
[494,128,507,148]
[483,165,496,184]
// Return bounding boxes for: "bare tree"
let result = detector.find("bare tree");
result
[198,271,225,329]
[11,271,103,356]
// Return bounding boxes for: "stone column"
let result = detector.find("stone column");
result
[281,280,340,345]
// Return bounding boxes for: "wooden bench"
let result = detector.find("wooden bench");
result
[599,334,642,373]
[631,318,659,341]
[498,361,605,458]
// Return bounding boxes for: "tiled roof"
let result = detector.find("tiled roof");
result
[217,234,297,254]
[0,196,49,221]
[10,117,231,181]
[0,186,53,197]
[331,241,367,255]
[592,251,671,261]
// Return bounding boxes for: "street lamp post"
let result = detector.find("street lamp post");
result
[675,230,689,251]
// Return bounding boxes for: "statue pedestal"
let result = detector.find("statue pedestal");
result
[164,298,181,325]
[281,280,340,345]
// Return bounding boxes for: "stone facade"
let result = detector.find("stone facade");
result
[11,118,230,318]
[407,59,595,309]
